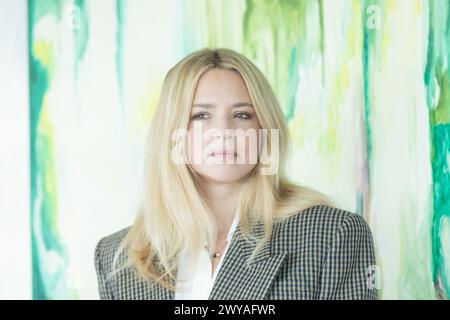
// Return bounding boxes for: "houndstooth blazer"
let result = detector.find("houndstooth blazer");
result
[94,205,379,300]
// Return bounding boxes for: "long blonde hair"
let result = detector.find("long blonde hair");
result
[110,47,335,292]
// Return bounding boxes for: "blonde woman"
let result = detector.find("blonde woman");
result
[94,48,378,300]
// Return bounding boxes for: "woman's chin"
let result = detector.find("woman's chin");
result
[196,168,254,184]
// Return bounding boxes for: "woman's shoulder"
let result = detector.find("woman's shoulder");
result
[273,205,378,299]
[274,204,374,244]
[94,226,131,273]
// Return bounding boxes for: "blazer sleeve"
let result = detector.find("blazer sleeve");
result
[94,237,115,300]
[318,212,379,300]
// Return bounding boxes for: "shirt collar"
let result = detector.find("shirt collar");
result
[226,211,240,242]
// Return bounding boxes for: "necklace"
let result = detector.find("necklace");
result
[209,240,229,259]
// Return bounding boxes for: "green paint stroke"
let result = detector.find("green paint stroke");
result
[243,0,313,122]
[360,0,385,215]
[29,0,69,299]
[286,46,299,121]
[425,0,450,300]
[116,0,126,120]
[73,0,90,80]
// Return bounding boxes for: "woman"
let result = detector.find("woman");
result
[94,47,378,300]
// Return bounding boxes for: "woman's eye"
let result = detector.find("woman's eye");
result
[190,112,253,120]
[191,113,209,120]
[234,112,253,120]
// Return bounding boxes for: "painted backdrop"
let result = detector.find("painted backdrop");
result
[28,0,449,299]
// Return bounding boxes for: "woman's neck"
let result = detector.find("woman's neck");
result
[200,181,239,240]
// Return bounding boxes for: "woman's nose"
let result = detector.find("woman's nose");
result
[208,114,235,132]
[212,128,234,140]
[212,114,234,130]
[204,117,235,142]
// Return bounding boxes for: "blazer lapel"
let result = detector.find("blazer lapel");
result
[208,221,288,300]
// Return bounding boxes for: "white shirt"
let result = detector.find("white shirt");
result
[174,212,240,299]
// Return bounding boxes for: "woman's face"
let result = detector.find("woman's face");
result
[185,69,261,184]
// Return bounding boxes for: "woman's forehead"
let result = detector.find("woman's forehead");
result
[193,69,251,101]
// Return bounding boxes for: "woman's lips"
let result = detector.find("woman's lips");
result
[209,150,238,157]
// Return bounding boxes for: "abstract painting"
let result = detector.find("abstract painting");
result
[28,0,449,299]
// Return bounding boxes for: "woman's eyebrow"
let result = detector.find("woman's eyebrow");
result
[191,102,254,108]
